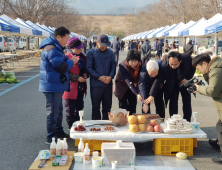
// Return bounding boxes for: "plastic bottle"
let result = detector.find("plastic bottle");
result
[50,137,56,157]
[63,138,68,156]
[56,138,62,156]
[60,140,64,155]
[78,138,84,152]
[83,143,90,164]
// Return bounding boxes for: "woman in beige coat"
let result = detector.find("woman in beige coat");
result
[193,54,222,164]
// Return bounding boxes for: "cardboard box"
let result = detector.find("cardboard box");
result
[28,151,74,170]
[102,142,135,165]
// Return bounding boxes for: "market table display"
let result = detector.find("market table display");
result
[70,120,207,142]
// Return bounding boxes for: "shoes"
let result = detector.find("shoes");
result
[209,139,220,150]
[45,139,52,145]
[56,133,70,139]
[212,157,222,164]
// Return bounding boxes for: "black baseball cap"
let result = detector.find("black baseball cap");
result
[97,34,110,47]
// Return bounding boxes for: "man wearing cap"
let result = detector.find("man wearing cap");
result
[86,34,116,120]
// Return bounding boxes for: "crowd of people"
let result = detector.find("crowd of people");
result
[39,26,222,163]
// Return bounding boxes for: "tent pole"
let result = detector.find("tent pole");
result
[11,33,14,73]
[195,36,197,54]
[215,32,218,55]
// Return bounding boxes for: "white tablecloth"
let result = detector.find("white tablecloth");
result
[70,120,207,142]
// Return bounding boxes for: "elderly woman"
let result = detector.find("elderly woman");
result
[114,49,142,115]
[62,37,87,129]
[139,60,165,118]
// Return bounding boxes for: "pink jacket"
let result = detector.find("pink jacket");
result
[62,52,86,100]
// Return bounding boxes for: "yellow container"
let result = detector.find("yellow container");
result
[75,139,115,155]
[153,138,197,156]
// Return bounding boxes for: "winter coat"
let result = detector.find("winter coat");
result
[157,41,164,51]
[111,40,120,53]
[62,52,87,100]
[183,44,193,55]
[197,57,222,121]
[86,47,116,87]
[114,60,142,99]
[164,42,170,51]
[121,41,125,48]
[139,60,163,101]
[39,36,73,92]
[153,53,195,106]
[83,41,87,48]
[141,41,151,56]
[129,42,137,50]
[89,41,92,48]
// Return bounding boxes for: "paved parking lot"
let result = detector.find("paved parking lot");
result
[0,51,221,170]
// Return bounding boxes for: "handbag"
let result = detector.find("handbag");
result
[78,82,86,91]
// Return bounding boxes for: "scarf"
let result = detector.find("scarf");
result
[125,60,140,87]
[69,49,86,69]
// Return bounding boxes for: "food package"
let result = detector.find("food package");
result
[108,109,129,125]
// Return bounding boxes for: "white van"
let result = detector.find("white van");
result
[8,38,17,51]
[0,36,10,52]
[19,37,26,49]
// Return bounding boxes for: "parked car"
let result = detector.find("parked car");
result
[8,38,17,51]
[0,36,10,52]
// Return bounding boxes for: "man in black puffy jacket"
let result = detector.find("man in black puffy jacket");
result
[86,34,116,120]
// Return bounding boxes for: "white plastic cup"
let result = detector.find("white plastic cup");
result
[111,161,117,169]
[92,157,103,168]
[93,151,99,158]
[74,152,84,163]
[116,140,122,148]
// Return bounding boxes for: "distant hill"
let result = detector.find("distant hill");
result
[72,0,159,15]
[104,4,152,15]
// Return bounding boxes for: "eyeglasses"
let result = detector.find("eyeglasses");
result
[169,63,180,67]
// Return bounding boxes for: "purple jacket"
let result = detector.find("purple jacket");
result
[114,60,142,99]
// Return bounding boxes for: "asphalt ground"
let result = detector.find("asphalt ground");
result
[0,51,221,170]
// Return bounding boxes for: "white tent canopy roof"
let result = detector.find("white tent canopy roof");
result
[156,24,176,38]
[171,21,196,37]
[0,14,33,36]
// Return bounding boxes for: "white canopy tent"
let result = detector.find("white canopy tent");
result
[146,27,164,39]
[155,24,176,38]
[26,21,51,37]
[0,14,33,36]
[167,21,193,37]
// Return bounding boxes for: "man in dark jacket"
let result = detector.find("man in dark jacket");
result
[147,52,195,121]
[156,39,164,58]
[86,34,116,120]
[39,27,78,144]
[129,40,137,50]
[121,40,125,51]
[141,39,151,67]
[139,60,165,118]
[89,40,92,49]
[111,37,120,64]
[184,40,194,55]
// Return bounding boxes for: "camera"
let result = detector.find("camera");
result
[180,77,205,97]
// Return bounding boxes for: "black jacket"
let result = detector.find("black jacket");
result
[139,60,163,102]
[152,53,195,106]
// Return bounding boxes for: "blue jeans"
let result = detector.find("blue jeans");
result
[44,92,65,141]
